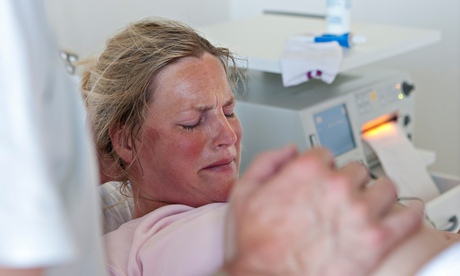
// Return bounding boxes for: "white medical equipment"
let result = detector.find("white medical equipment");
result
[236,68,414,172]
[235,68,460,233]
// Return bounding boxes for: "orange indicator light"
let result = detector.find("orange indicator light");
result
[362,122,397,139]
[370,91,378,101]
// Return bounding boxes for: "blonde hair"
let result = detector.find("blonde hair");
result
[79,18,245,185]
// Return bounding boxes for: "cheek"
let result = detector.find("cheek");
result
[161,132,209,169]
[172,136,203,157]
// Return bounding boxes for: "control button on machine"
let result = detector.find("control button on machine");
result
[309,134,319,148]
[402,81,415,96]
[404,115,411,126]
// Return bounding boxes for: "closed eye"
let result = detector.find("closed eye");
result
[182,117,203,130]
[183,124,198,130]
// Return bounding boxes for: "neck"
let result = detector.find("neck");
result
[133,197,170,218]
[130,182,170,218]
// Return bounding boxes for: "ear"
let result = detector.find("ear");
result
[109,123,134,164]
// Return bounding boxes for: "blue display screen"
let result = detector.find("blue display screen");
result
[314,104,356,156]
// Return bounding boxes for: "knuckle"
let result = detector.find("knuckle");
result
[351,200,371,219]
[299,153,322,170]
[352,162,370,179]
[382,177,397,195]
[329,174,353,194]
[285,153,325,177]
[365,226,388,248]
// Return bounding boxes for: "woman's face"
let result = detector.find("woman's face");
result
[131,52,242,208]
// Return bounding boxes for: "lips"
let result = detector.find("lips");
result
[203,157,235,170]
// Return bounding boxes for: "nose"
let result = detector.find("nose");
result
[212,113,238,149]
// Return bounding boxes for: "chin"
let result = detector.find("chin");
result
[216,182,234,202]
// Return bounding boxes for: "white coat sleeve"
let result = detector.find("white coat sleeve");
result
[416,242,460,276]
[0,1,106,275]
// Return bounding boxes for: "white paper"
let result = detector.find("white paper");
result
[362,122,439,202]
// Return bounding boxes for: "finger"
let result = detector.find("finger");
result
[302,147,336,170]
[225,145,298,258]
[267,147,335,192]
[241,144,297,183]
[373,201,424,257]
[362,177,398,218]
[337,162,370,190]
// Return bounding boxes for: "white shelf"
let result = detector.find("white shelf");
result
[197,14,441,73]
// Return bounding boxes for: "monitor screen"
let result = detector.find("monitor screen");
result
[314,104,356,156]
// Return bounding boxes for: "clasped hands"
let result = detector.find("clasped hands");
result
[224,145,424,275]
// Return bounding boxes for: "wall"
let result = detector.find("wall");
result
[230,0,325,19]
[231,0,460,177]
[44,0,231,58]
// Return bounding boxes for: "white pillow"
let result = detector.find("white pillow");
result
[98,181,134,234]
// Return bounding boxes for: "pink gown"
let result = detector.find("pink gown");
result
[104,203,227,276]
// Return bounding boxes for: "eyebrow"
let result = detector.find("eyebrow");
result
[194,97,235,112]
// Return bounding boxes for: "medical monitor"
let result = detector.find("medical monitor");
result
[314,104,356,157]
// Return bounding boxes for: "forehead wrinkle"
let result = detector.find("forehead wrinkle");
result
[154,54,234,116]
[178,89,234,114]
